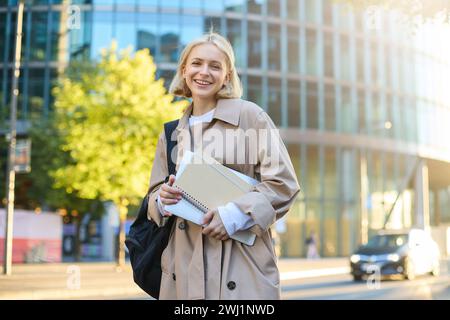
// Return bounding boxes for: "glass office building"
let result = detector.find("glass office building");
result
[1,0,450,257]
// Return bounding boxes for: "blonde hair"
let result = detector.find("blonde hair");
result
[169,32,242,99]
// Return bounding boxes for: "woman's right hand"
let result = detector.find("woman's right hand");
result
[158,174,183,216]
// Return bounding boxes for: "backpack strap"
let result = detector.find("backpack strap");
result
[164,119,179,177]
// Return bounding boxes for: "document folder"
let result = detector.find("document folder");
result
[165,151,257,246]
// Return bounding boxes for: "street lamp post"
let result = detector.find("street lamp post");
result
[3,1,24,276]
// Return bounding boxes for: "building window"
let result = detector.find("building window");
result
[247,0,262,15]
[27,68,45,120]
[406,98,417,143]
[115,12,137,51]
[324,84,335,131]
[137,13,158,56]
[306,81,318,129]
[324,147,337,199]
[94,0,114,4]
[287,0,299,20]
[268,77,281,126]
[137,0,158,8]
[371,93,384,136]
[225,0,245,13]
[323,0,333,26]
[324,31,334,78]
[30,12,48,61]
[306,29,317,76]
[91,11,113,59]
[340,35,351,81]
[358,89,367,134]
[368,152,385,230]
[323,146,338,256]
[385,44,392,89]
[377,43,387,89]
[181,15,203,51]
[356,37,365,83]
[181,0,202,10]
[386,93,395,139]
[288,80,300,127]
[305,145,320,199]
[50,11,63,62]
[1,69,12,116]
[370,40,380,86]
[268,23,280,71]
[162,0,180,9]
[247,75,262,108]
[0,12,7,63]
[267,0,280,17]
[158,13,180,63]
[438,187,450,223]
[340,86,352,133]
[115,0,138,5]
[248,20,261,69]
[226,19,243,68]
[288,26,300,73]
[305,0,321,24]
[335,2,351,29]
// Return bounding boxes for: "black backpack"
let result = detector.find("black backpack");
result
[125,119,178,299]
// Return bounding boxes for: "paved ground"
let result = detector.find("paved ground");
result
[0,258,349,300]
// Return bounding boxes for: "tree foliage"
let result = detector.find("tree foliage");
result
[51,42,187,265]
[27,117,102,215]
[52,42,186,208]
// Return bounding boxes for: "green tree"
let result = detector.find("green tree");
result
[51,42,187,266]
[27,118,104,261]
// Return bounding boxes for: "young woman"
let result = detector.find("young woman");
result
[146,32,300,299]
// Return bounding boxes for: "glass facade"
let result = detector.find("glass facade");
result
[1,0,450,257]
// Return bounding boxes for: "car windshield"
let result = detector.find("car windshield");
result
[365,234,408,249]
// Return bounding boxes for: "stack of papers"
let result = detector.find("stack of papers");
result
[165,151,257,246]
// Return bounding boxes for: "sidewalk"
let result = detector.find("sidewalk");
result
[0,258,348,300]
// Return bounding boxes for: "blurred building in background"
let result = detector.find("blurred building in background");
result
[0,209,62,263]
[1,0,450,258]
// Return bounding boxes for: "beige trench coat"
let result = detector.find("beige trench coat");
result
[147,98,300,300]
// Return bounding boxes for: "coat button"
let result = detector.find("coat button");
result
[172,273,176,281]
[227,281,236,290]
[178,222,186,230]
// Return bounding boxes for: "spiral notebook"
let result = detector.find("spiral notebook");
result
[164,151,257,246]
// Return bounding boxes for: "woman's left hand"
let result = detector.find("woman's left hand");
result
[202,210,230,241]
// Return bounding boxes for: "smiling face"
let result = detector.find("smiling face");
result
[182,43,229,105]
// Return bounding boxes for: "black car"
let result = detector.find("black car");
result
[350,229,440,281]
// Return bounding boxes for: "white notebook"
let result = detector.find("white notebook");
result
[165,151,257,246]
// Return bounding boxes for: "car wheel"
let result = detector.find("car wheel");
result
[404,258,415,280]
[353,275,363,281]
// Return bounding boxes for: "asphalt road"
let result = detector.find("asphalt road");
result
[93,272,450,300]
[281,273,450,300]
